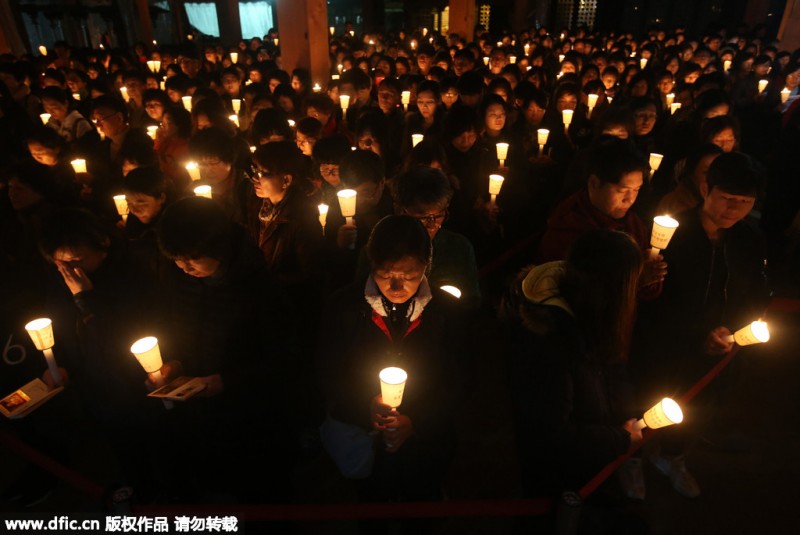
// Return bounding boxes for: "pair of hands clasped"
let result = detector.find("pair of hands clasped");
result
[371,395,413,453]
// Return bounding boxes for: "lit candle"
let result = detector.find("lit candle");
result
[24,318,62,386]
[331,74,340,80]
[194,185,212,199]
[410,40,416,50]
[337,189,357,226]
[313,83,322,93]
[440,285,462,299]
[130,337,172,409]
[249,146,256,153]
[537,128,549,154]
[185,162,201,181]
[489,174,505,206]
[726,320,770,346]
[182,95,192,111]
[339,95,350,114]
[634,398,683,431]
[146,60,161,73]
[318,203,329,233]
[230,52,238,64]
[781,88,790,103]
[649,215,679,259]
[524,43,530,55]
[273,38,279,47]
[40,113,51,125]
[422,27,428,36]
[329,26,335,36]
[640,57,648,69]
[288,119,296,128]
[665,92,675,107]
[231,98,241,113]
[401,90,410,111]
[509,55,517,64]
[72,92,81,101]
[758,79,768,93]
[337,64,344,74]
[113,194,129,223]
[587,93,598,116]
[146,125,158,140]
[483,56,489,66]
[38,45,47,56]
[159,80,165,91]
[670,102,681,115]
[558,54,565,63]
[562,109,573,129]
[379,367,407,409]
[229,114,240,128]
[649,153,664,173]
[349,30,354,37]
[411,133,424,147]
[723,59,732,72]
[70,159,87,174]
[120,86,129,102]
[495,142,509,167]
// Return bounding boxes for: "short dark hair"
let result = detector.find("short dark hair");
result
[706,152,764,198]
[340,149,384,187]
[253,140,306,182]
[39,208,112,261]
[312,134,350,164]
[157,196,233,260]
[188,127,236,164]
[391,166,453,211]
[589,137,648,186]
[296,117,322,139]
[366,215,432,269]
[124,166,168,198]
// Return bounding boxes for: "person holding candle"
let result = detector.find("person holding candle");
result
[155,196,295,502]
[502,229,644,519]
[122,166,172,278]
[246,141,322,293]
[91,95,154,187]
[38,208,163,497]
[39,87,95,148]
[632,152,769,498]
[538,137,667,293]
[153,107,193,192]
[317,215,461,506]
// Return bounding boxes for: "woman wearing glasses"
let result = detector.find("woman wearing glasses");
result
[247,140,322,295]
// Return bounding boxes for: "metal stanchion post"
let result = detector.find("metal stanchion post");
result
[556,491,582,535]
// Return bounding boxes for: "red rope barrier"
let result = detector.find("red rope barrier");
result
[1,298,796,518]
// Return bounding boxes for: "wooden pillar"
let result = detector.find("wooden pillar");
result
[449,0,476,41]
[276,0,330,88]
[778,0,800,52]
[134,0,154,45]
[0,0,27,55]
[215,0,241,44]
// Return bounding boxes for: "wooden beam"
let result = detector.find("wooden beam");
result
[448,0,477,40]
[778,0,800,52]
[134,0,154,46]
[276,0,330,88]
[216,0,242,44]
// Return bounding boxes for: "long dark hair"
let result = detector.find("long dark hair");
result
[560,230,642,363]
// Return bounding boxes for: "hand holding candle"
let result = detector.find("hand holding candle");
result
[725,320,770,346]
[649,215,679,259]
[649,153,664,175]
[337,189,358,249]
[633,398,683,431]
[231,98,241,113]
[24,318,63,387]
[562,109,573,130]
[131,337,173,409]
[379,367,407,410]
[339,94,350,112]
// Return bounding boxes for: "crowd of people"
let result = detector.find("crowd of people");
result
[0,18,798,532]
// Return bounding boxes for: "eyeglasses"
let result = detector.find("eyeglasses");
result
[408,209,447,227]
[249,166,276,183]
[93,111,120,124]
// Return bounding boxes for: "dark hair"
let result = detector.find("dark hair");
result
[91,94,127,120]
[189,127,236,163]
[26,127,67,151]
[312,134,351,164]
[296,117,323,139]
[588,137,648,185]
[163,107,193,139]
[366,215,432,269]
[340,149,384,187]
[416,79,441,101]
[40,86,70,105]
[39,208,112,261]
[700,115,740,145]
[561,229,642,363]
[253,140,308,186]
[124,166,168,198]
[304,93,335,115]
[251,107,293,142]
[443,105,478,141]
[119,139,157,167]
[157,196,233,260]
[706,151,764,198]
[391,166,453,211]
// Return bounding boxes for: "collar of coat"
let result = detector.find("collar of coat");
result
[363,275,432,323]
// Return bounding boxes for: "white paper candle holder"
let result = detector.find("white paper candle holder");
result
[24,318,62,386]
[412,134,424,147]
[634,398,683,430]
[194,185,212,199]
[337,189,357,225]
[649,215,679,258]
[727,321,770,346]
[70,159,87,174]
[379,367,407,409]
